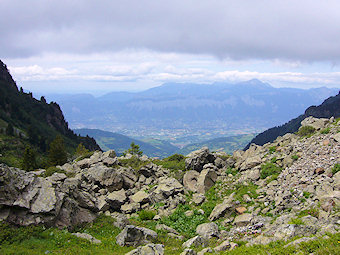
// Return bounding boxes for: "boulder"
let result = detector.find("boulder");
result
[209,196,234,221]
[185,147,215,172]
[301,116,329,130]
[180,249,197,255]
[196,222,219,239]
[71,232,101,244]
[196,169,217,194]
[183,170,200,192]
[214,240,231,252]
[85,165,123,192]
[150,177,183,202]
[234,213,252,227]
[192,193,206,205]
[116,225,158,247]
[182,236,207,248]
[126,243,164,255]
[106,189,127,210]
[131,190,150,204]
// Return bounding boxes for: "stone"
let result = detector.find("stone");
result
[240,156,262,171]
[196,222,219,239]
[234,213,252,227]
[126,243,164,255]
[131,190,150,204]
[71,232,101,244]
[116,225,158,247]
[236,206,247,214]
[197,248,213,255]
[192,193,206,205]
[30,178,57,213]
[314,167,325,175]
[214,240,231,252]
[183,170,200,192]
[208,196,234,221]
[180,249,197,255]
[333,133,340,142]
[196,169,217,194]
[112,213,129,229]
[185,147,215,172]
[245,169,261,181]
[284,237,317,247]
[106,189,127,210]
[182,236,207,248]
[150,177,183,202]
[156,224,180,235]
[121,203,139,214]
[301,116,329,130]
[185,210,194,217]
[85,165,123,192]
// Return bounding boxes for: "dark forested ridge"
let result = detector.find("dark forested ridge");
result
[0,60,100,154]
[245,91,340,149]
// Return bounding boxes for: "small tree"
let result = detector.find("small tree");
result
[6,123,14,136]
[21,146,37,171]
[48,135,67,166]
[75,143,89,157]
[124,142,143,157]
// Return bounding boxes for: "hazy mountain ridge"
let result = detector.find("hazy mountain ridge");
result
[245,91,340,149]
[46,80,339,139]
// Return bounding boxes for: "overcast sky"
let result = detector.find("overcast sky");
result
[1,0,340,95]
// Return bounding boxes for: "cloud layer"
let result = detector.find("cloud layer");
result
[2,0,340,62]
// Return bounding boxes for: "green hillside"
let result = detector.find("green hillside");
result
[178,134,256,155]
[75,129,178,158]
[0,60,100,168]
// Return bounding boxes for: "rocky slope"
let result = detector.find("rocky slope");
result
[0,117,339,254]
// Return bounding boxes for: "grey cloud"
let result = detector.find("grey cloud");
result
[1,0,340,62]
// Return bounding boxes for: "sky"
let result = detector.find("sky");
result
[1,0,340,95]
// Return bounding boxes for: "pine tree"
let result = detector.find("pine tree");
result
[75,143,89,157]
[125,142,143,156]
[48,135,67,166]
[21,146,37,171]
[6,123,14,136]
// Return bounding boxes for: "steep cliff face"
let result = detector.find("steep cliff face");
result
[0,59,100,151]
[245,92,340,149]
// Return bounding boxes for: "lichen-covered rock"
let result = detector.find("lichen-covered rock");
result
[196,222,219,239]
[116,225,158,247]
[126,243,164,255]
[185,147,215,172]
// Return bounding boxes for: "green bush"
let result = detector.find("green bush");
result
[320,127,330,134]
[291,154,299,160]
[269,146,276,154]
[297,125,316,137]
[225,166,238,176]
[138,210,156,221]
[332,163,340,175]
[288,218,304,225]
[119,156,149,170]
[41,166,66,177]
[260,162,282,179]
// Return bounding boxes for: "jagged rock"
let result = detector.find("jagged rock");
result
[112,212,129,229]
[234,213,252,227]
[244,169,261,181]
[236,207,247,214]
[180,249,197,255]
[121,203,139,214]
[196,169,217,194]
[192,193,206,205]
[301,116,329,130]
[197,248,213,255]
[183,170,200,192]
[150,177,183,202]
[116,225,158,247]
[119,168,138,189]
[156,224,180,235]
[196,222,219,239]
[333,133,340,142]
[131,190,150,204]
[85,165,123,192]
[106,189,127,210]
[126,243,164,255]
[96,196,110,211]
[214,240,231,252]
[185,147,215,172]
[209,196,234,221]
[71,232,101,244]
[182,236,207,248]
[139,164,157,177]
[284,236,317,247]
[239,155,262,171]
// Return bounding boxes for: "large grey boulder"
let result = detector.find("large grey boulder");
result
[209,196,234,221]
[116,225,158,247]
[71,232,101,244]
[183,170,200,192]
[126,243,164,255]
[233,213,252,227]
[196,222,219,239]
[131,190,150,204]
[106,189,127,210]
[185,147,215,172]
[301,116,329,130]
[84,165,123,192]
[150,177,183,202]
[182,236,207,248]
[196,168,217,194]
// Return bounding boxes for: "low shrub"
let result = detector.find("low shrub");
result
[320,127,330,134]
[291,154,299,160]
[41,166,66,177]
[260,162,282,179]
[268,146,276,154]
[332,163,340,175]
[288,218,304,225]
[138,210,156,221]
[297,125,316,137]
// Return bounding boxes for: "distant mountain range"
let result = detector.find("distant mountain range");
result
[245,91,340,149]
[47,80,339,142]
[75,128,255,157]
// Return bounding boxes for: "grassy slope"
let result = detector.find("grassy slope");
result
[0,215,338,255]
[178,134,256,155]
